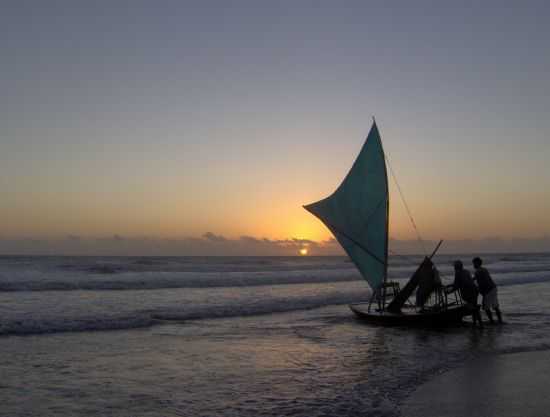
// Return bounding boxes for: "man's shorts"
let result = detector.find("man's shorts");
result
[482,287,499,310]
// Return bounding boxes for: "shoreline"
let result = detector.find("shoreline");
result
[401,349,550,417]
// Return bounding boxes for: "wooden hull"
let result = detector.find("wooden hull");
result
[349,303,472,327]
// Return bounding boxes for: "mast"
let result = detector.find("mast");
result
[374,117,390,312]
[373,116,390,289]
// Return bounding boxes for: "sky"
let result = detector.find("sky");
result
[1,1,549,255]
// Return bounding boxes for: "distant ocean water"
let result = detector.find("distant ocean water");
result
[2,253,550,416]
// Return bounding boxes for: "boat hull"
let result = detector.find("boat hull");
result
[349,303,472,327]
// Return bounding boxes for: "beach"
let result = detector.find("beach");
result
[402,350,550,417]
[1,254,550,416]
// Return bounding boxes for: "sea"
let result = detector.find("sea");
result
[1,253,550,417]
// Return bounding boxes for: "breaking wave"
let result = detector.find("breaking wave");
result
[2,253,550,337]
[0,291,364,336]
[2,267,550,292]
[0,269,362,292]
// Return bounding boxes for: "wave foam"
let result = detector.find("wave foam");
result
[0,268,363,292]
[0,291,365,336]
[0,314,154,336]
[2,266,550,293]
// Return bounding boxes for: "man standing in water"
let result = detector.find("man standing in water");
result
[452,260,483,327]
[472,257,503,324]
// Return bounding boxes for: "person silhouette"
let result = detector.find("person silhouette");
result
[452,260,482,327]
[472,257,503,324]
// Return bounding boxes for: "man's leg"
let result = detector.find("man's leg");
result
[495,307,503,324]
[474,308,483,328]
[485,309,495,324]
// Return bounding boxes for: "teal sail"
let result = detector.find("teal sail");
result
[304,121,389,291]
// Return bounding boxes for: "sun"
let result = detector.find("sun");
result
[299,248,308,256]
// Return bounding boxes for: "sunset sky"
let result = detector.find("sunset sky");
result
[1,1,549,254]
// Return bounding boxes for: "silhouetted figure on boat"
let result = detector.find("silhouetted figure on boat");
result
[416,264,442,310]
[472,257,503,324]
[452,260,482,327]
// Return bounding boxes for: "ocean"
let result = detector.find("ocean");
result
[1,253,550,416]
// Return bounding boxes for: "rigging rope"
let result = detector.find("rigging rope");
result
[384,152,428,256]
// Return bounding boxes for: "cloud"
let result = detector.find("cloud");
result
[0,234,549,256]
[389,236,550,255]
[202,232,227,242]
[239,235,261,244]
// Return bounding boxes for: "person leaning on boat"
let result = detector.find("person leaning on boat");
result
[451,260,482,327]
[416,264,442,309]
[472,257,503,324]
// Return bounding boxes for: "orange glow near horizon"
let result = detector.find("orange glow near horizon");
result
[2,156,549,243]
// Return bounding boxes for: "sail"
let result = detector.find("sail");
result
[304,122,388,290]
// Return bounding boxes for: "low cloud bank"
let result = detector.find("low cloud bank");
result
[0,233,549,256]
[390,237,550,256]
[0,233,338,256]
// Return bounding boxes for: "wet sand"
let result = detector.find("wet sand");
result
[402,350,550,417]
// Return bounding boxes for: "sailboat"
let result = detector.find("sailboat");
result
[304,120,472,326]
